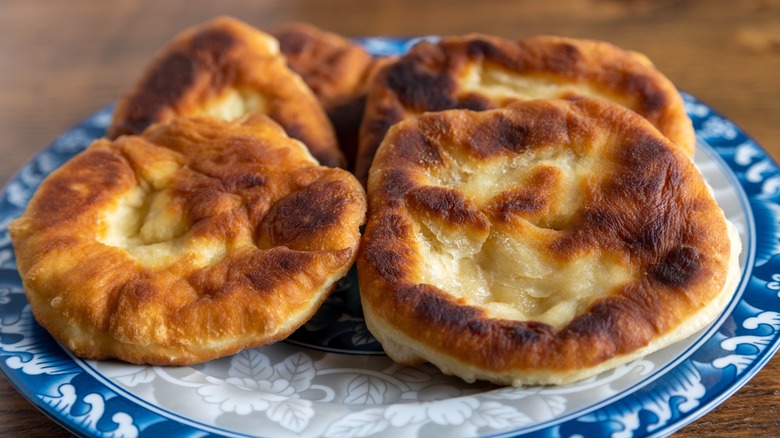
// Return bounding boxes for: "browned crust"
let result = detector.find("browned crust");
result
[273,22,376,111]
[273,22,392,171]
[356,34,695,183]
[10,115,367,365]
[357,98,732,378]
[108,16,345,168]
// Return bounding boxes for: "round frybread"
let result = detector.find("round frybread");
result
[355,34,695,183]
[358,98,740,386]
[108,16,345,168]
[10,115,366,366]
[273,22,391,171]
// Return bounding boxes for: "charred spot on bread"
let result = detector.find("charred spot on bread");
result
[110,17,345,168]
[10,114,366,366]
[356,33,695,183]
[358,98,739,386]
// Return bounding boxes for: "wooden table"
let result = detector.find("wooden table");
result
[1,0,778,436]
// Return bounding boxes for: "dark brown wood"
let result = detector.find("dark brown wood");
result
[0,0,778,436]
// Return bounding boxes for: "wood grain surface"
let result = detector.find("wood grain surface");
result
[1,0,778,436]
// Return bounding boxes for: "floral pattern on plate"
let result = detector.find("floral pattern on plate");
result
[1,38,779,438]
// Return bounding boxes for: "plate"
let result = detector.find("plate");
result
[1,37,780,438]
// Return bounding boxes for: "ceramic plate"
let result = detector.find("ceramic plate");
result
[1,37,780,438]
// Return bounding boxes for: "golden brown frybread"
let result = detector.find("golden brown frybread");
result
[272,22,391,171]
[10,115,367,365]
[355,34,696,184]
[109,16,346,168]
[358,98,740,386]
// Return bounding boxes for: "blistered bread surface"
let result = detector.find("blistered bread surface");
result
[357,98,739,385]
[356,34,695,182]
[273,22,378,112]
[10,115,366,365]
[109,16,345,167]
[273,22,391,171]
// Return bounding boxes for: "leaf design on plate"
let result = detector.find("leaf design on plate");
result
[541,395,567,417]
[228,349,273,381]
[344,374,388,405]
[484,387,538,401]
[197,383,272,415]
[470,401,533,429]
[114,367,156,387]
[253,378,295,396]
[323,408,389,438]
[273,351,315,392]
[266,398,314,433]
[391,366,432,384]
[385,397,480,427]
[484,389,568,421]
[0,48,772,438]
[351,324,375,346]
[425,397,480,426]
[385,403,427,427]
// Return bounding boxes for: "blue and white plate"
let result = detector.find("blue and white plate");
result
[1,37,779,438]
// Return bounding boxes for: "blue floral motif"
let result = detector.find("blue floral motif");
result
[40,383,140,438]
[558,362,706,437]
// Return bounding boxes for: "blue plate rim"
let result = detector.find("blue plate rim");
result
[0,37,778,437]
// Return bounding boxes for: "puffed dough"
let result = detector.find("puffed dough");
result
[356,34,695,183]
[273,22,392,171]
[10,115,367,366]
[358,98,740,386]
[109,16,345,168]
